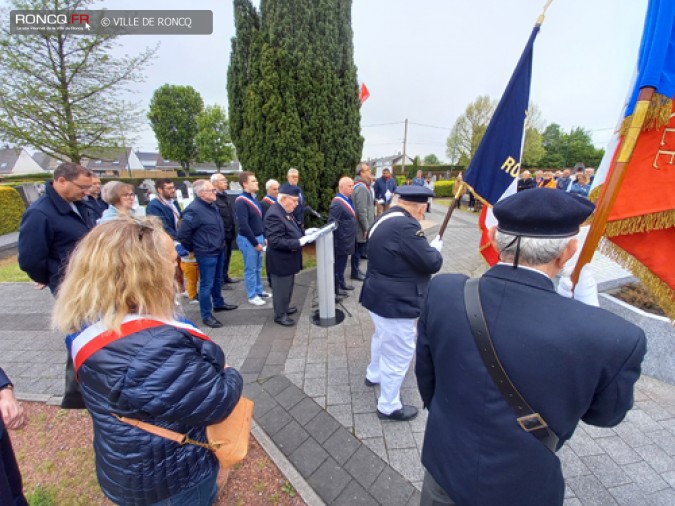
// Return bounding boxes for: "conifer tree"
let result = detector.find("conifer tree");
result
[228,0,363,213]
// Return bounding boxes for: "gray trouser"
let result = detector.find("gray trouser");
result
[420,469,456,505]
[270,273,294,318]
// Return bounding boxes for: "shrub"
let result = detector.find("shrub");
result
[395,176,407,186]
[0,186,25,234]
[433,179,455,198]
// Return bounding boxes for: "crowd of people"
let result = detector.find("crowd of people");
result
[517,166,595,198]
[6,160,647,506]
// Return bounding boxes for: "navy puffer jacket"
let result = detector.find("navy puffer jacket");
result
[76,322,243,505]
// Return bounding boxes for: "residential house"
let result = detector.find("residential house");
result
[0,148,47,175]
[367,153,415,177]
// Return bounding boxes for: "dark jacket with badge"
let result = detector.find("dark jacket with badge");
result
[415,265,646,506]
[328,194,357,256]
[264,202,303,277]
[177,197,225,256]
[75,322,243,505]
[18,182,95,293]
[359,206,443,318]
[146,198,183,239]
[214,191,236,241]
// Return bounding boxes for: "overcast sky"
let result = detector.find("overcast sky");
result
[6,0,649,162]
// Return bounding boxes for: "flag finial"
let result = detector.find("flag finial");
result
[537,0,554,26]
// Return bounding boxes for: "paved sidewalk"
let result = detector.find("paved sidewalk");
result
[1,202,674,505]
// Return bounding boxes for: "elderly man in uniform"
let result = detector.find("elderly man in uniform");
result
[415,189,646,505]
[329,177,357,295]
[360,186,443,421]
[264,184,318,326]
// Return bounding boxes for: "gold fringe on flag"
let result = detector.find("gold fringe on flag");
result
[619,93,673,135]
[462,183,491,208]
[604,209,675,237]
[600,239,675,321]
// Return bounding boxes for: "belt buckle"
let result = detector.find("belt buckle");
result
[517,413,548,432]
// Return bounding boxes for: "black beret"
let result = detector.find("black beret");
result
[395,185,434,203]
[278,183,301,197]
[493,188,595,238]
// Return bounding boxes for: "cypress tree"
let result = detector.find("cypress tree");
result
[228,0,363,213]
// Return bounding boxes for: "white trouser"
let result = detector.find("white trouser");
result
[366,311,417,414]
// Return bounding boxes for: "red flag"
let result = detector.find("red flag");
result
[359,83,370,105]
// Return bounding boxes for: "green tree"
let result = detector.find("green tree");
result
[228,0,363,213]
[423,153,441,165]
[0,0,156,163]
[446,95,495,166]
[540,124,604,168]
[148,85,204,170]
[196,105,234,171]
[522,127,546,168]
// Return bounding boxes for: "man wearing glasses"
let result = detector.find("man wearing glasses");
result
[18,161,96,409]
[178,180,238,328]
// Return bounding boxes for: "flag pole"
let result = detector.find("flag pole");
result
[571,87,655,285]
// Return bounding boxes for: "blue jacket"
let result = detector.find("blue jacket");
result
[328,194,357,256]
[18,182,95,293]
[235,193,264,247]
[75,322,243,505]
[177,198,224,256]
[416,265,646,506]
[359,206,443,318]
[263,202,303,277]
[146,198,183,239]
[373,176,397,202]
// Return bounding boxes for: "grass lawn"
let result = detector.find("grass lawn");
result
[0,248,317,284]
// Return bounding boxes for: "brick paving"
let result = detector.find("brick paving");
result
[1,202,674,505]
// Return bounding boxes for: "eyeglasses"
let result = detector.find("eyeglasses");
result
[69,181,92,190]
[121,192,135,198]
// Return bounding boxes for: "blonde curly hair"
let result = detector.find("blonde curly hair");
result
[52,216,179,333]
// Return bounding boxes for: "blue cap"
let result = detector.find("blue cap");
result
[395,185,434,203]
[494,188,595,238]
[278,183,301,197]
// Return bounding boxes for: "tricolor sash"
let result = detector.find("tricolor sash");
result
[262,195,277,206]
[235,194,262,217]
[66,315,210,378]
[332,195,356,217]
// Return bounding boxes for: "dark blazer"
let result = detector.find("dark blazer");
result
[373,176,397,201]
[415,265,646,506]
[18,182,94,292]
[214,192,236,241]
[82,196,109,221]
[146,198,183,239]
[359,206,443,318]
[289,184,306,227]
[264,202,303,277]
[328,194,357,256]
[517,178,537,192]
[177,198,224,256]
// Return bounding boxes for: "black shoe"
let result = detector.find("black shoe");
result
[341,285,355,291]
[287,306,298,315]
[224,277,240,284]
[61,392,86,410]
[377,405,418,421]
[202,316,223,328]
[361,254,368,260]
[350,273,366,281]
[274,315,295,326]
[214,303,238,311]
[364,378,378,387]
[222,284,234,291]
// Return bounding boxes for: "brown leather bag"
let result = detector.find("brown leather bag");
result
[115,396,254,469]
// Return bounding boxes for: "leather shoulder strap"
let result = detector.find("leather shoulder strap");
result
[464,278,559,453]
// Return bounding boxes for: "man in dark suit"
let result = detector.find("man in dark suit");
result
[329,177,357,294]
[373,168,397,216]
[415,189,646,506]
[211,173,239,286]
[82,176,108,221]
[146,178,182,239]
[264,184,317,326]
[360,186,443,421]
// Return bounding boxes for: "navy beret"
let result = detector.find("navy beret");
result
[395,185,434,203]
[278,183,301,197]
[493,188,595,238]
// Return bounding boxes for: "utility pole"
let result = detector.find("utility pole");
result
[401,118,408,176]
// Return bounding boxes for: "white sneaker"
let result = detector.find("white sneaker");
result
[189,298,199,305]
[248,296,266,306]
[258,291,272,298]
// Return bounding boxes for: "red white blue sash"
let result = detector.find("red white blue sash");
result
[67,315,210,377]
[262,195,277,206]
[332,195,356,217]
[236,194,263,217]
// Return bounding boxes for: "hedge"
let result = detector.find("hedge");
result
[0,186,26,234]
[433,180,456,198]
